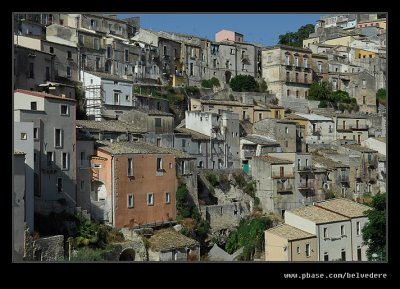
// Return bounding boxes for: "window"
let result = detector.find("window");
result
[34,153,36,163]
[33,128,39,139]
[125,95,130,102]
[295,73,299,82]
[198,142,202,154]
[296,90,299,98]
[60,105,69,115]
[107,46,111,59]
[90,19,97,28]
[163,45,167,55]
[20,132,27,140]
[147,193,154,206]
[96,57,100,70]
[182,139,186,148]
[29,63,34,78]
[341,249,346,261]
[297,246,300,254]
[303,57,308,68]
[362,79,366,88]
[157,158,163,171]
[341,225,345,236]
[156,138,161,147]
[47,152,54,167]
[54,129,63,147]
[127,194,134,208]
[61,152,69,170]
[285,55,290,65]
[81,54,87,68]
[165,192,171,204]
[190,63,194,76]
[318,62,322,72]
[305,90,308,98]
[287,89,290,97]
[155,118,161,128]
[363,96,366,104]
[324,252,329,261]
[304,74,308,83]
[357,246,362,261]
[45,66,50,81]
[127,158,133,176]
[94,38,99,50]
[259,113,262,121]
[280,166,284,177]
[67,51,72,59]
[285,127,289,134]
[356,221,361,235]
[123,49,129,62]
[66,66,71,77]
[114,93,119,105]
[306,243,311,257]
[57,177,63,193]
[286,71,290,82]
[295,56,299,67]
[79,34,84,45]
[323,227,328,238]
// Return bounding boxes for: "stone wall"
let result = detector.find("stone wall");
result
[201,202,250,231]
[24,228,64,261]
[280,97,309,113]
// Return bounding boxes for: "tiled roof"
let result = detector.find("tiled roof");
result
[174,127,210,140]
[289,205,349,224]
[84,71,133,83]
[254,156,293,165]
[14,89,77,103]
[134,107,174,117]
[243,134,279,146]
[200,99,254,107]
[312,154,349,169]
[266,224,316,241]
[314,198,370,218]
[96,140,193,158]
[293,113,333,122]
[285,113,308,121]
[76,120,146,133]
[342,144,378,153]
[149,228,199,251]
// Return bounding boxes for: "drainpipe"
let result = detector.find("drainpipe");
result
[317,225,321,261]
[111,154,115,227]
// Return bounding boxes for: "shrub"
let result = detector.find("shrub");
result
[318,100,328,108]
[210,77,220,87]
[71,247,105,261]
[233,173,246,188]
[229,94,235,101]
[206,173,219,187]
[201,79,213,88]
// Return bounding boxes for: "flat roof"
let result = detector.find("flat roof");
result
[84,71,133,83]
[314,198,370,218]
[243,134,280,146]
[266,224,316,241]
[289,205,349,224]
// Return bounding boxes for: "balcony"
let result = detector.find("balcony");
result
[337,174,349,183]
[276,179,294,193]
[244,151,256,158]
[298,165,313,172]
[349,125,369,131]
[272,172,295,179]
[297,180,314,190]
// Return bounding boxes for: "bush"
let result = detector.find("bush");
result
[318,100,328,108]
[230,75,259,92]
[185,86,200,95]
[210,77,220,87]
[233,173,246,189]
[72,247,105,262]
[206,173,219,187]
[243,181,256,198]
[219,174,231,192]
[258,79,268,92]
[229,94,235,101]
[201,79,213,88]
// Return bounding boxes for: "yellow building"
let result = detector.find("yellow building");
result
[285,113,310,135]
[322,36,356,47]
[354,49,376,59]
[265,224,317,261]
[303,36,320,49]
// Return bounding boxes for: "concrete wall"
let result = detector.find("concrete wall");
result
[13,154,25,262]
[14,91,77,215]
[14,35,41,50]
[361,138,386,155]
[14,46,54,91]
[203,202,249,230]
[317,221,352,261]
[351,217,368,261]
[285,211,316,235]
[76,140,94,212]
[290,238,318,261]
[102,79,133,107]
[42,40,79,81]
[265,232,288,261]
[13,122,34,231]
[100,152,177,228]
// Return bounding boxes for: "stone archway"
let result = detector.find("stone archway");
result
[119,248,136,261]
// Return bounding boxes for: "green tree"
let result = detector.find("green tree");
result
[376,88,386,106]
[331,90,351,103]
[225,216,272,260]
[229,75,259,92]
[210,77,220,87]
[278,24,315,47]
[362,193,386,261]
[308,81,332,101]
[258,79,268,92]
